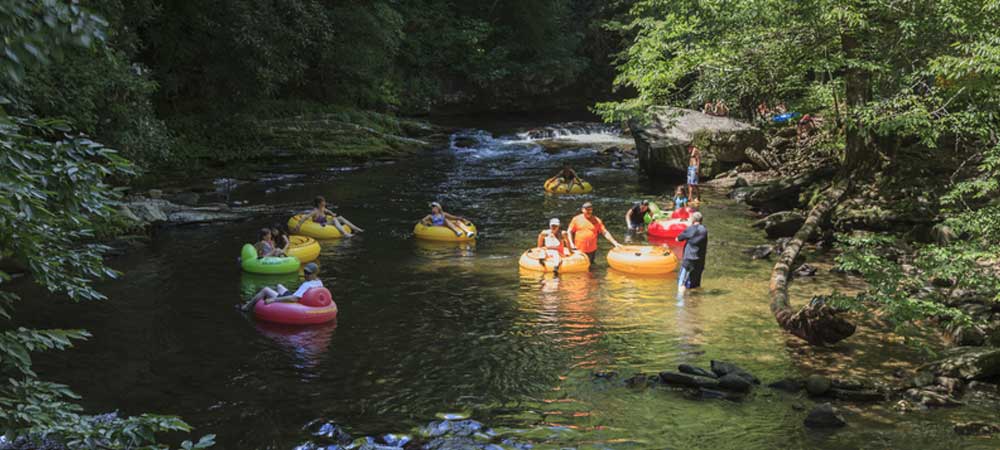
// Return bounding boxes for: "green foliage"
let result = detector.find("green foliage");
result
[1,1,210,448]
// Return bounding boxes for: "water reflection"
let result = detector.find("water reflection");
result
[255,320,337,370]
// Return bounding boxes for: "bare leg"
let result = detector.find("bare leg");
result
[444,219,464,236]
[328,216,352,236]
[241,286,280,311]
[336,215,364,233]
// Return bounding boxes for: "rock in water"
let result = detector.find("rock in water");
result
[659,371,721,389]
[710,360,760,384]
[805,375,832,396]
[629,107,766,179]
[752,211,806,238]
[678,364,718,379]
[804,403,847,429]
[718,373,754,393]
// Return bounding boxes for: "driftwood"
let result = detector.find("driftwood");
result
[769,179,856,345]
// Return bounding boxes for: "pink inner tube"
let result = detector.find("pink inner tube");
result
[648,218,690,240]
[254,287,338,325]
[671,207,694,219]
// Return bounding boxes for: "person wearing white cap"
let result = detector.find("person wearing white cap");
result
[421,201,475,237]
[535,218,576,274]
[239,262,324,311]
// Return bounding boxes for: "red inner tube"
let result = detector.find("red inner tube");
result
[254,287,338,325]
[648,218,689,240]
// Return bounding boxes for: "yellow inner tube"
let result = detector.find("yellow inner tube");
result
[544,179,593,194]
[287,214,351,239]
[413,222,477,242]
[285,235,321,263]
[518,248,590,273]
[606,245,679,275]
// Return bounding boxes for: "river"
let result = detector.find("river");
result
[16,118,998,449]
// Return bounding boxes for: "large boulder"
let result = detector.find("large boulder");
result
[920,347,1000,381]
[629,107,766,179]
[752,211,806,238]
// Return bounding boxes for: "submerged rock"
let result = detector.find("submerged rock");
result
[767,378,805,393]
[423,419,485,438]
[805,375,832,396]
[804,403,847,429]
[953,422,1000,436]
[629,107,766,179]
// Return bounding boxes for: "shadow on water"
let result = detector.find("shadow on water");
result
[12,120,998,449]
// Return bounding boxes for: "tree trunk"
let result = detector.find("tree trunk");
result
[841,33,875,172]
[769,179,856,345]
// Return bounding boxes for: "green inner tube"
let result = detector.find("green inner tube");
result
[644,202,668,225]
[240,244,301,274]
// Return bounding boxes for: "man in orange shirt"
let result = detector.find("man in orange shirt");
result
[568,202,622,264]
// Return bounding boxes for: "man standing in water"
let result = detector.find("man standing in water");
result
[569,202,622,265]
[687,145,701,204]
[676,211,707,301]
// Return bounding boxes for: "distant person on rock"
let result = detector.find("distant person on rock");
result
[547,165,585,192]
[756,102,771,121]
[240,262,322,311]
[293,195,364,237]
[673,185,689,210]
[422,202,475,237]
[797,114,818,145]
[714,100,730,117]
[676,212,708,301]
[702,101,716,116]
[687,145,701,203]
[536,218,576,274]
[625,200,651,233]
[774,102,788,114]
[569,202,622,264]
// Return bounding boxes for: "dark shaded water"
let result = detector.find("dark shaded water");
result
[16,121,999,449]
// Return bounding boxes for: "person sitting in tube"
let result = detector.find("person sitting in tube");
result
[254,228,283,257]
[239,262,323,311]
[421,201,475,237]
[536,218,575,274]
[292,195,364,237]
[546,165,585,192]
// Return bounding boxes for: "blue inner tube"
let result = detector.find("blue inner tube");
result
[771,112,801,123]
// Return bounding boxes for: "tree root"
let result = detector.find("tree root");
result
[769,179,856,345]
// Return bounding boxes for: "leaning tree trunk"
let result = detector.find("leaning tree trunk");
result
[769,179,856,345]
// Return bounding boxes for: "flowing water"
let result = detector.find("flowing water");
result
[15,118,999,449]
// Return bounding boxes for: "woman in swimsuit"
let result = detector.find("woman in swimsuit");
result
[421,202,475,237]
[293,195,364,237]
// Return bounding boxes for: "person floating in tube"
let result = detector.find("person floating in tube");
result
[546,165,585,192]
[568,201,622,265]
[239,262,323,311]
[293,195,364,237]
[421,202,475,238]
[536,218,576,275]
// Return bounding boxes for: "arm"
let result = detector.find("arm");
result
[537,232,545,249]
[323,207,337,217]
[562,231,576,252]
[676,226,695,242]
[625,209,633,228]
[443,211,466,222]
[293,210,311,231]
[421,214,432,225]
[602,229,622,247]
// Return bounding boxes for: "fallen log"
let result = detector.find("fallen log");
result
[769,179,856,345]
